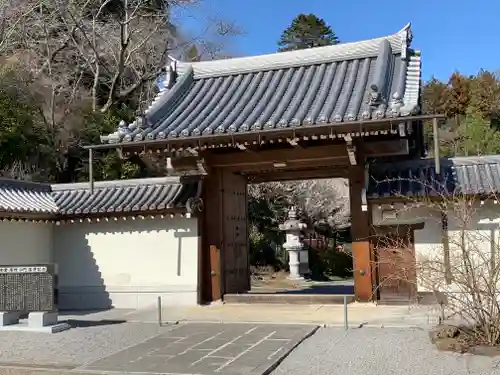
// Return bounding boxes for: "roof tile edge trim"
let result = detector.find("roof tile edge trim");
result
[0,177,202,218]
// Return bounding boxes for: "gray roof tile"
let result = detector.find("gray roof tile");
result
[0,179,58,214]
[368,156,500,199]
[102,24,421,144]
[0,177,201,217]
[51,177,201,216]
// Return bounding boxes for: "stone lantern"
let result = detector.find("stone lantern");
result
[279,207,308,280]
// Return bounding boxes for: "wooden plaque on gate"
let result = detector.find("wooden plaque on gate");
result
[0,264,57,312]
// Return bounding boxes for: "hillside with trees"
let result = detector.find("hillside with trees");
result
[0,0,238,182]
[422,71,500,157]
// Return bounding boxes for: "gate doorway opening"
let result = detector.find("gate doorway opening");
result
[229,177,355,304]
[198,140,420,305]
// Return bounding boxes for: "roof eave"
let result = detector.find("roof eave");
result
[88,113,445,151]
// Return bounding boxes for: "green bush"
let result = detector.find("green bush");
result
[308,244,353,280]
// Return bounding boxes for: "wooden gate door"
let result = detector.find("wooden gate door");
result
[221,171,250,294]
[375,233,417,302]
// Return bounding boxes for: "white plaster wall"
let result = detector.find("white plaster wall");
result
[372,201,500,295]
[0,221,53,265]
[446,201,500,293]
[53,217,199,310]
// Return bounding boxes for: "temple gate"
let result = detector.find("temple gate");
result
[89,23,444,303]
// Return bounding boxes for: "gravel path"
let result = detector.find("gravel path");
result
[0,321,172,368]
[272,327,500,375]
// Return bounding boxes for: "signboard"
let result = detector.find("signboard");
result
[0,264,57,312]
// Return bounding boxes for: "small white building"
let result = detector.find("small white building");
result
[368,155,500,304]
[0,176,203,310]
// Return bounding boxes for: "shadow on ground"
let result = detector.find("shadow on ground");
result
[251,284,355,295]
[64,319,126,328]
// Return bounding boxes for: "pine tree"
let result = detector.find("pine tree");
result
[278,14,339,52]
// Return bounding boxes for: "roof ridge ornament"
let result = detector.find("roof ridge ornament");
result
[165,58,178,90]
[368,40,392,107]
[108,57,181,142]
[399,22,413,60]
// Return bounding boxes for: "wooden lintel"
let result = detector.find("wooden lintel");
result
[248,167,348,183]
[205,144,348,169]
[205,139,410,170]
[223,157,349,173]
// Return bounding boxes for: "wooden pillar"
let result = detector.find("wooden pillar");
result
[200,168,250,302]
[349,164,373,302]
[201,169,224,303]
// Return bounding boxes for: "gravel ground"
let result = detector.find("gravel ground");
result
[0,321,172,368]
[272,327,500,375]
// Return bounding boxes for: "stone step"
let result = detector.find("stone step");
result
[378,295,416,306]
[223,293,356,305]
[377,299,412,306]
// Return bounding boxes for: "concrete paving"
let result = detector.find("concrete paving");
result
[68,302,443,328]
[78,323,317,375]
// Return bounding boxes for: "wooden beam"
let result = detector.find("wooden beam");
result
[433,117,440,175]
[205,144,348,169]
[363,139,409,157]
[205,139,411,170]
[248,167,348,183]
[237,157,350,173]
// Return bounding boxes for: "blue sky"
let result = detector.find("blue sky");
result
[173,0,500,82]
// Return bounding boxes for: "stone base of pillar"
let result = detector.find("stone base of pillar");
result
[0,312,20,327]
[287,274,304,281]
[28,312,58,327]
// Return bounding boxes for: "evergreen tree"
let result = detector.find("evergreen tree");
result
[454,106,500,157]
[444,72,471,126]
[278,14,339,52]
[422,77,448,115]
[469,69,500,120]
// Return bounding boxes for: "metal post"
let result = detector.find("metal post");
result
[433,117,440,175]
[88,148,94,194]
[157,296,162,327]
[343,295,348,330]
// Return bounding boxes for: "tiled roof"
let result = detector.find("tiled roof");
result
[367,156,500,199]
[0,179,58,214]
[52,177,202,216]
[101,24,421,144]
[0,177,202,217]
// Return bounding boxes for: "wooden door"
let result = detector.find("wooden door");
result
[221,171,249,294]
[209,246,222,301]
[375,233,417,300]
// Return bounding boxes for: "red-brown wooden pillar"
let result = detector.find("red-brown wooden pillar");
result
[349,164,373,302]
[201,168,224,303]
